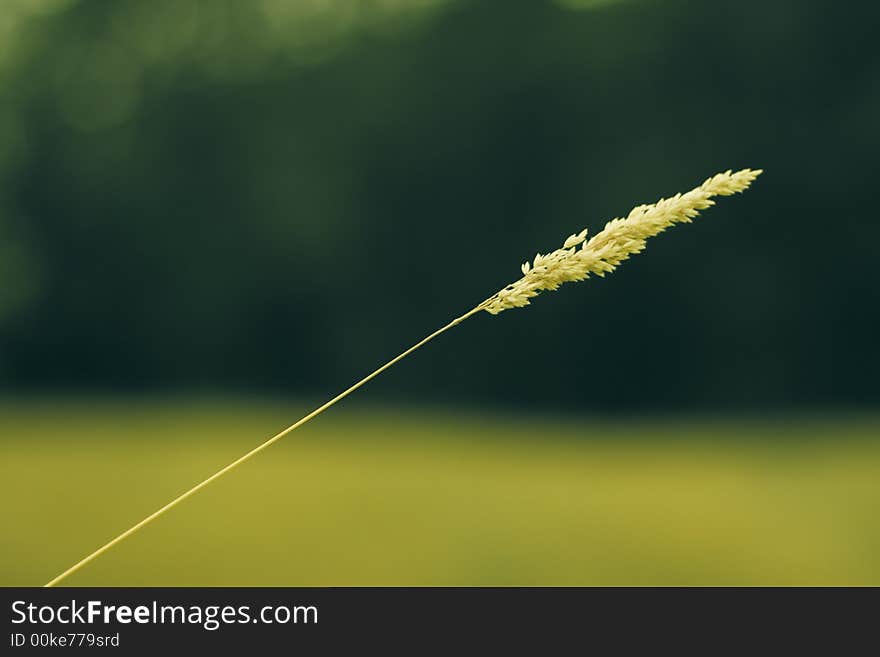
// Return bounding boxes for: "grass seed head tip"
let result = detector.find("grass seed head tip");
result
[480,168,762,315]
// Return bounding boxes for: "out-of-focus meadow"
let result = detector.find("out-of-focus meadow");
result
[3,399,879,586]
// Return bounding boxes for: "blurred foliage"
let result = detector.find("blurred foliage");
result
[1,0,878,410]
[3,400,879,585]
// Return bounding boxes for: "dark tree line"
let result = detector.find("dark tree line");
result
[1,0,878,411]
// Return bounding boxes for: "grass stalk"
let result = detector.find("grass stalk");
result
[44,307,481,587]
[44,168,760,586]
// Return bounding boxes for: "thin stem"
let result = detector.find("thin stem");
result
[44,306,483,587]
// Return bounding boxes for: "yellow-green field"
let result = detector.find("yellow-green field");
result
[2,399,879,586]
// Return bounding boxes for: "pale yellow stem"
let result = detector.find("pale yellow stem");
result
[44,306,483,587]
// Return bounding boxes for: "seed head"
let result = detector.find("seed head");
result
[480,168,762,314]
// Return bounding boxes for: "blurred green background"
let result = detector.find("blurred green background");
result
[1,0,878,585]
